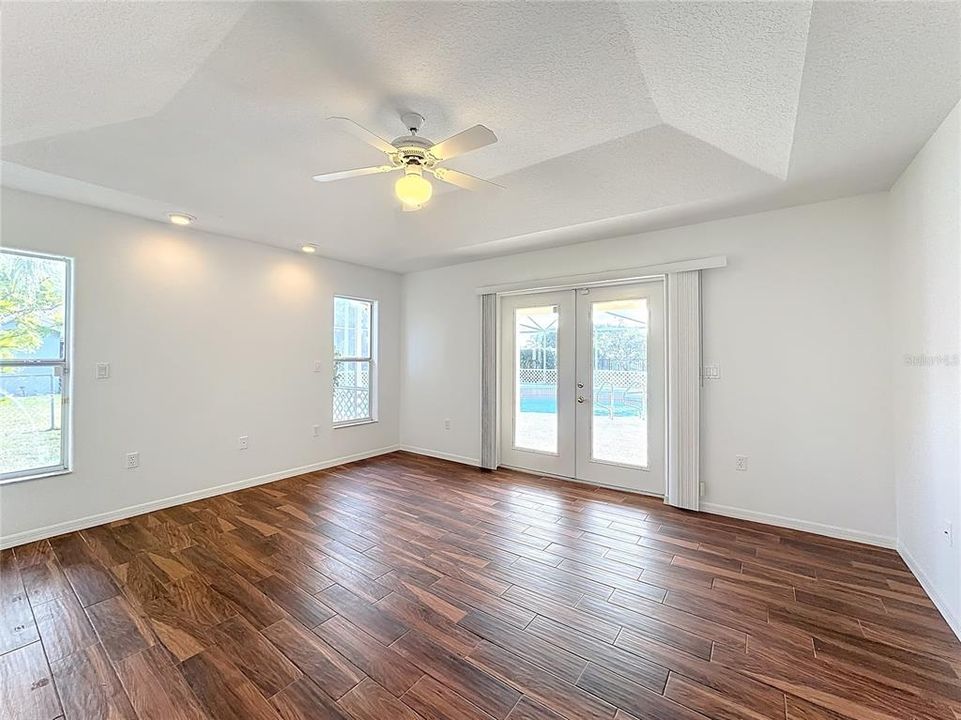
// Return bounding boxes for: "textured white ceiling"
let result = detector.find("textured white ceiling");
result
[2,1,959,271]
[619,1,812,179]
[2,2,249,145]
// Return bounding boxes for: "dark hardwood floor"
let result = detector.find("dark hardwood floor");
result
[3,451,959,720]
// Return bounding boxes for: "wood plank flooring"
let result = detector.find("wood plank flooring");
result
[3,451,960,720]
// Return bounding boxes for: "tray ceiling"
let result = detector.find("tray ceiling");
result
[3,1,959,270]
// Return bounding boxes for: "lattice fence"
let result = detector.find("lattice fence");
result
[595,369,646,394]
[333,362,370,422]
[517,368,645,392]
[518,368,558,385]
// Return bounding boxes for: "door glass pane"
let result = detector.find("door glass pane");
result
[0,365,63,475]
[514,305,558,453]
[591,298,648,467]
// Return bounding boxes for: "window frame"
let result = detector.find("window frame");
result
[0,248,73,484]
[332,295,377,427]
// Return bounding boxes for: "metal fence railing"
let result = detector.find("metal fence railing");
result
[0,374,60,433]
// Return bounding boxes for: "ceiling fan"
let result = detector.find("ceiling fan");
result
[312,112,502,211]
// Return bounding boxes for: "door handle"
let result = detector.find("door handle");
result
[577,396,586,403]
[577,382,584,389]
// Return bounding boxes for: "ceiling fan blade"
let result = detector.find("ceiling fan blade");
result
[312,165,397,182]
[328,117,396,154]
[432,167,504,191]
[429,125,497,161]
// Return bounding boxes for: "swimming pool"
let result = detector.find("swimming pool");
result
[519,384,644,418]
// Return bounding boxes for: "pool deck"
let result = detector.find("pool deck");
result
[514,411,648,467]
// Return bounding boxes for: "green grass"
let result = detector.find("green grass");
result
[0,394,62,474]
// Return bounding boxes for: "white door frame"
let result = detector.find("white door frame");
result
[496,279,665,496]
[483,256,720,504]
[574,280,665,495]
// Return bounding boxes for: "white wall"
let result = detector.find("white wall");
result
[890,101,961,634]
[402,194,896,545]
[0,189,402,546]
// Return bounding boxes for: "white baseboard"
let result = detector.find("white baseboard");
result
[699,502,897,549]
[898,541,961,642]
[399,445,481,467]
[0,444,400,549]
[397,448,897,550]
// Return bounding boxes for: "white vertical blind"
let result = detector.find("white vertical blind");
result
[480,293,498,470]
[666,270,701,510]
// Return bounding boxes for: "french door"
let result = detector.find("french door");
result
[500,291,576,477]
[500,281,664,495]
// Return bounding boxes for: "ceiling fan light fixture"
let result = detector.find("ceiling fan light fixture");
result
[395,165,432,208]
[316,114,499,207]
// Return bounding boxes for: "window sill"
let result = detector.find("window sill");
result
[0,467,72,486]
[333,419,378,429]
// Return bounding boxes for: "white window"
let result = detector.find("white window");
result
[0,249,72,482]
[333,296,375,425]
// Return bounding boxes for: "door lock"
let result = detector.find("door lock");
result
[577,382,584,388]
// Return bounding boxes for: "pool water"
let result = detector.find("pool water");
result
[519,385,643,418]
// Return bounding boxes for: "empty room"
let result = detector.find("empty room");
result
[1,1,959,719]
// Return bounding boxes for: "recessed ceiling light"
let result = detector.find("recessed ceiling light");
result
[167,212,194,226]
[301,244,318,254]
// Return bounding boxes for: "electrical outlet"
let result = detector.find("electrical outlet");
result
[444,418,452,431]
[313,361,323,373]
[735,455,748,472]
[312,424,320,437]
[96,362,110,380]
[944,521,954,547]
[699,481,706,497]
[125,452,139,469]
[238,435,249,450]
